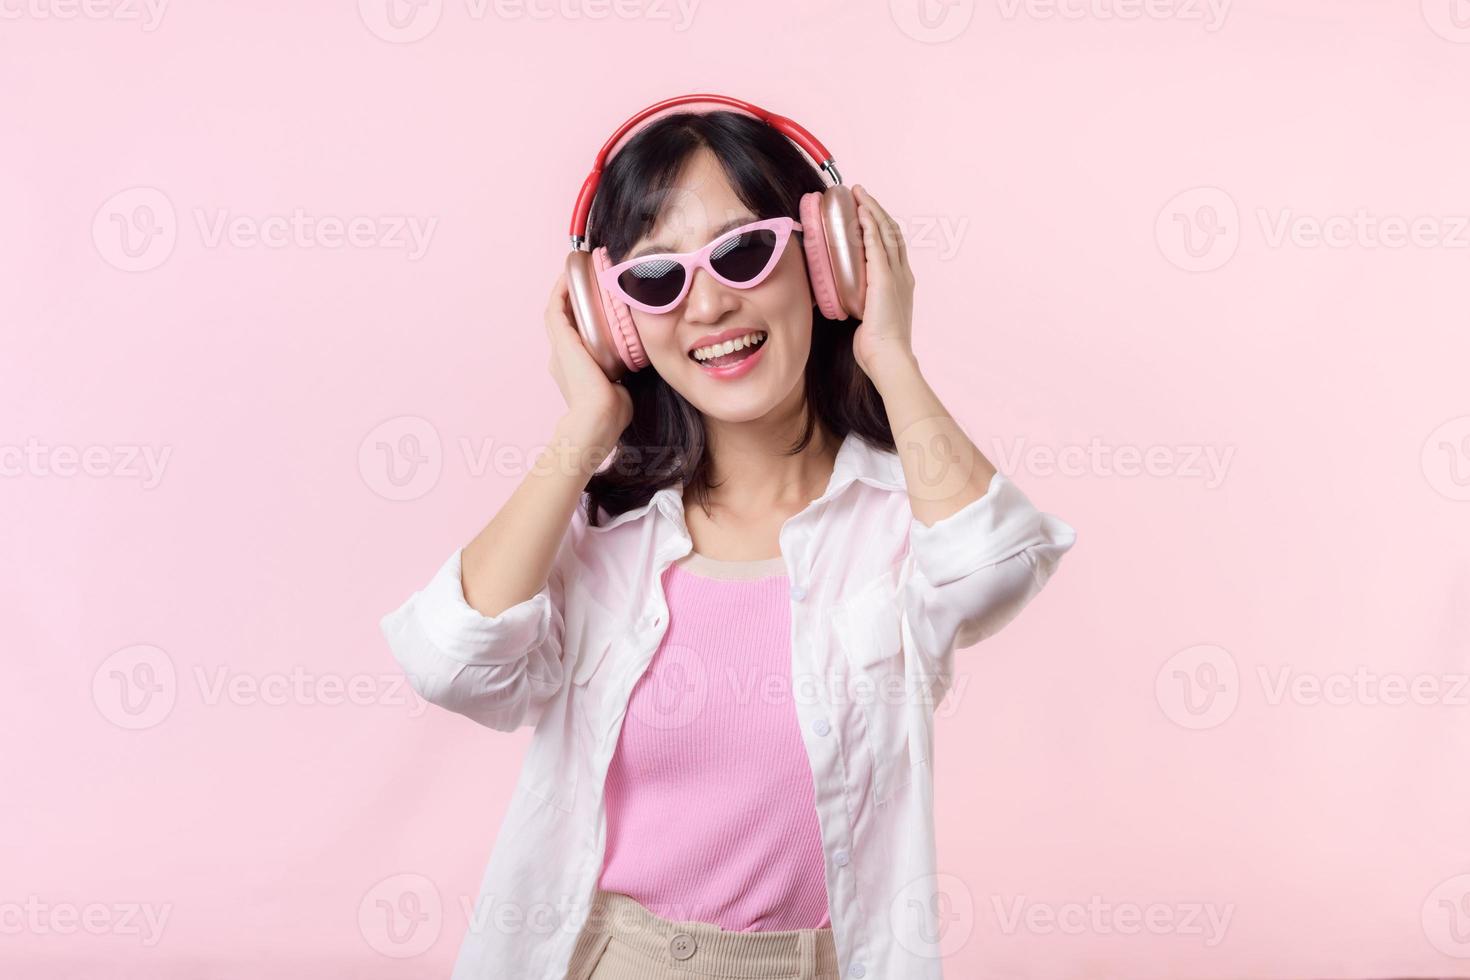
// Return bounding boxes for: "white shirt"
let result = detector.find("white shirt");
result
[379,430,1077,979]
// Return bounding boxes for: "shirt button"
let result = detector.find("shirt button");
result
[812,718,831,736]
[652,614,662,627]
[833,849,849,867]
[850,964,866,978]
[670,932,696,960]
[789,584,807,601]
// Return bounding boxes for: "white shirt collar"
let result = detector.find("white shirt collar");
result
[588,430,905,535]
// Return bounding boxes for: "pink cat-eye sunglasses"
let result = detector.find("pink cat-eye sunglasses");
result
[595,216,803,314]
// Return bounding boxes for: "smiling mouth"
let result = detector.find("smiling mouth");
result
[688,330,769,367]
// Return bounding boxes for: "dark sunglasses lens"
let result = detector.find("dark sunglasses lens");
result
[618,259,686,308]
[709,229,779,283]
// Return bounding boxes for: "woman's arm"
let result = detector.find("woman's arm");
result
[376,415,615,732]
[460,413,618,619]
[878,358,1076,657]
[847,183,1000,526]
[850,185,1075,661]
[463,270,632,616]
[875,360,999,525]
[378,272,633,731]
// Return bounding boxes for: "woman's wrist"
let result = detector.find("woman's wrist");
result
[556,411,623,455]
[869,347,924,400]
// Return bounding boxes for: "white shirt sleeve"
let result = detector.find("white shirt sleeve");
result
[900,470,1077,658]
[379,510,583,732]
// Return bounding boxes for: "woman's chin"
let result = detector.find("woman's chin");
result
[693,376,807,424]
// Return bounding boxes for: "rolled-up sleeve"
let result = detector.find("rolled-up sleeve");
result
[406,549,556,666]
[901,471,1077,658]
[380,518,579,733]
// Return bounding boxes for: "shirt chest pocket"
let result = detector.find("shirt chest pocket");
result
[832,569,927,806]
[519,584,620,815]
[517,633,616,815]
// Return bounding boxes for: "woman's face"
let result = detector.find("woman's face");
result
[619,147,814,422]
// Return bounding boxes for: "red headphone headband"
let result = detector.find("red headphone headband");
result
[568,93,839,244]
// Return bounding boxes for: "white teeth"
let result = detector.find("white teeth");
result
[692,331,767,362]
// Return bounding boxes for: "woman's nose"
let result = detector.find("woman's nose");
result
[680,266,740,323]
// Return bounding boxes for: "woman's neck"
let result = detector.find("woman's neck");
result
[699,420,839,514]
[681,419,840,562]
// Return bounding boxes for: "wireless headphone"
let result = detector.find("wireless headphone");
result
[564,93,867,382]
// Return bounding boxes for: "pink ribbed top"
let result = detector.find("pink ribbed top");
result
[596,550,833,931]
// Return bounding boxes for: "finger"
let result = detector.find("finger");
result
[546,271,573,351]
[553,273,583,339]
[856,196,895,276]
[854,185,897,272]
[855,185,908,272]
[547,270,569,317]
[884,208,909,272]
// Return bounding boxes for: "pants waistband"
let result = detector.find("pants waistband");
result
[583,889,839,978]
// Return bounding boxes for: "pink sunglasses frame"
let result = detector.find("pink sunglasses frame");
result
[596,216,804,314]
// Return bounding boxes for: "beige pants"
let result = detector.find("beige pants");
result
[563,889,840,980]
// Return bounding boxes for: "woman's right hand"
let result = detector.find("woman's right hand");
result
[544,270,633,440]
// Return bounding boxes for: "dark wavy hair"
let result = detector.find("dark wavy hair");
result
[582,110,895,526]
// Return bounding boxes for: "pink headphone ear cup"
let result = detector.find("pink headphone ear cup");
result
[591,246,648,372]
[799,191,848,320]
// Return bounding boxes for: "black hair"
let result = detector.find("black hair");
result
[582,109,894,525]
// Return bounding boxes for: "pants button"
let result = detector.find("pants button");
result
[670,932,696,960]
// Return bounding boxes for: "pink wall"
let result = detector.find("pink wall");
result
[4,1,1469,977]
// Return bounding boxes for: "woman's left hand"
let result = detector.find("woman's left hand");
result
[850,184,918,391]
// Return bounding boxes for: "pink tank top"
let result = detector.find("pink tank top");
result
[596,550,833,931]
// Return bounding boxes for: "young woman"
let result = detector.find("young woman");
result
[381,96,1077,980]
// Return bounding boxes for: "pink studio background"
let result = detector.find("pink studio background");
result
[3,1,1469,977]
